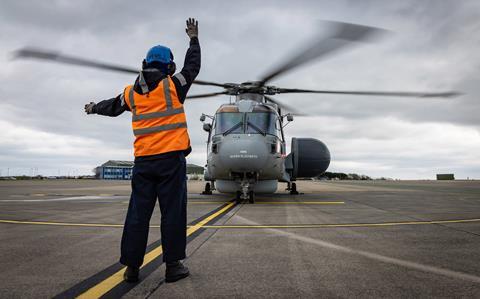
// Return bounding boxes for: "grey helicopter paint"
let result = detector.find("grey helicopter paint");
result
[202,95,290,195]
[200,89,332,202]
[13,21,461,203]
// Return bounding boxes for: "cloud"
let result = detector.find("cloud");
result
[285,115,480,179]
[0,0,479,178]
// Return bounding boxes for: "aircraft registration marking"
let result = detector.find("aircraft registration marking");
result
[229,154,258,158]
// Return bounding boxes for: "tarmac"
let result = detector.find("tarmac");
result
[0,179,480,298]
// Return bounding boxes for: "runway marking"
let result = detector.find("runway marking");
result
[0,219,125,228]
[118,201,233,204]
[0,195,124,202]
[1,217,480,229]
[254,201,344,205]
[189,201,230,204]
[235,215,480,284]
[76,201,235,299]
[1,197,343,205]
[190,201,344,205]
[203,218,480,228]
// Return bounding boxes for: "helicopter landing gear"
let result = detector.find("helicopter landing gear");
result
[236,191,242,203]
[236,190,255,204]
[288,182,299,195]
[241,181,249,201]
[248,191,255,204]
[236,180,255,203]
[202,182,212,195]
[202,181,215,195]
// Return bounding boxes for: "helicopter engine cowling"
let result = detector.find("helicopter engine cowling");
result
[285,137,330,180]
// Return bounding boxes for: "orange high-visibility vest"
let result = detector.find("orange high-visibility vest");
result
[123,76,190,157]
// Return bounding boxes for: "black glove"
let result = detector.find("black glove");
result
[185,18,198,39]
[84,102,96,114]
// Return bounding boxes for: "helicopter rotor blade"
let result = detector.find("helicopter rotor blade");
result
[259,21,388,85]
[14,48,236,88]
[13,47,140,74]
[186,91,229,99]
[192,80,233,88]
[275,88,462,98]
[264,96,307,116]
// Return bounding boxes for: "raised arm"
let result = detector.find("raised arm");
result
[172,18,201,103]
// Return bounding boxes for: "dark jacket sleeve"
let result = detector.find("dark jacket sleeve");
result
[172,37,201,103]
[94,93,130,117]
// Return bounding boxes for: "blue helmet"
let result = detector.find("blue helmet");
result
[145,45,174,64]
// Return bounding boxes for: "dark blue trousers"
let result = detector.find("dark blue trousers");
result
[120,153,187,267]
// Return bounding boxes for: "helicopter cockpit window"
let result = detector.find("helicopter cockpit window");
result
[246,112,277,136]
[215,113,243,135]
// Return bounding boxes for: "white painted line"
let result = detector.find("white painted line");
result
[235,215,480,284]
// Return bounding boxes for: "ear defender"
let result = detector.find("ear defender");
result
[168,62,176,76]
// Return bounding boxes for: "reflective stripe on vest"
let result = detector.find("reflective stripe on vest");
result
[127,78,187,134]
[123,76,190,157]
[133,122,187,136]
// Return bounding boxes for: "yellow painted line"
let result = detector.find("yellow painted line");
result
[76,246,163,299]
[0,219,125,228]
[185,202,235,235]
[76,201,235,299]
[121,200,229,204]
[190,201,344,205]
[1,216,479,230]
[254,201,344,205]
[201,218,480,229]
[188,201,230,204]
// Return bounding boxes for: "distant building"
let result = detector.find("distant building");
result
[95,160,134,180]
[436,173,455,180]
[95,160,205,180]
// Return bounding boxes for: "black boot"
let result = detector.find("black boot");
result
[165,261,190,283]
[123,266,139,283]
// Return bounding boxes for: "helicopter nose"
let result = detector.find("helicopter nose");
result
[217,135,271,172]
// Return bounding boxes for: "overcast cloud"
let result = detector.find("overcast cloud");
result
[0,0,479,179]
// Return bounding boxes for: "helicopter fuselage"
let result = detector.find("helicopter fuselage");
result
[202,95,291,197]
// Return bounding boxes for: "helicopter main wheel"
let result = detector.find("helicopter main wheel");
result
[236,191,242,203]
[290,182,299,195]
[248,191,255,204]
[202,182,212,195]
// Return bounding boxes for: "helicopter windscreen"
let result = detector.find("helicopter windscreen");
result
[246,112,276,135]
[215,112,243,135]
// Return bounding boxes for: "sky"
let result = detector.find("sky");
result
[0,0,479,179]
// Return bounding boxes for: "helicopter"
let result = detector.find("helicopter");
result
[13,21,461,203]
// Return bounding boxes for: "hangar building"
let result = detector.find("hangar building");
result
[95,160,204,180]
[95,160,133,180]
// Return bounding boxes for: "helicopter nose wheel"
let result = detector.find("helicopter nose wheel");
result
[236,191,255,204]
[248,191,255,204]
